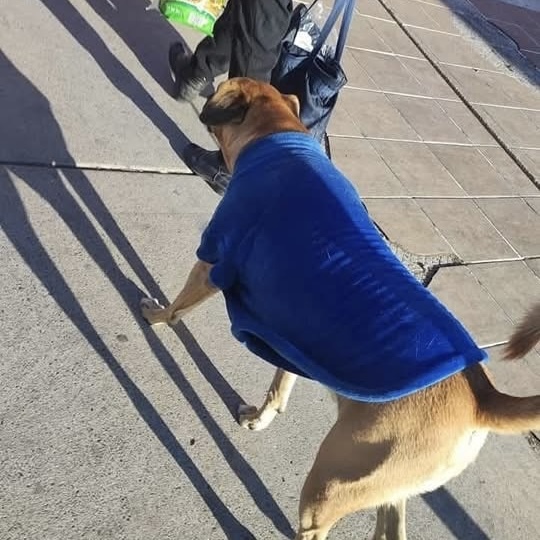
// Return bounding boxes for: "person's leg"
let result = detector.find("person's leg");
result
[171,0,292,100]
[229,0,292,80]
[184,0,292,192]
[169,0,237,101]
[190,0,237,80]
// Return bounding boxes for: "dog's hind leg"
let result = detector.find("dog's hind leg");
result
[372,501,407,540]
[238,368,298,431]
[141,260,217,326]
[295,410,400,540]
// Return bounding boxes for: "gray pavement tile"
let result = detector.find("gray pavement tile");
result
[387,94,470,142]
[479,105,540,148]
[527,257,540,278]
[341,50,378,89]
[409,434,540,540]
[348,49,427,93]
[346,16,395,52]
[355,0,394,21]
[338,88,422,139]
[370,16,425,57]
[435,100,499,145]
[494,20,540,51]
[445,64,540,109]
[412,27,508,71]
[515,149,540,177]
[515,148,540,177]
[326,102,364,137]
[528,197,540,213]
[370,140,467,195]
[410,0,465,34]
[525,49,540,66]
[476,198,540,256]
[398,57,460,99]
[479,147,540,195]
[328,137,408,196]
[384,0,458,32]
[0,0,213,170]
[429,266,512,344]
[468,261,540,323]
[428,145,518,195]
[419,199,518,260]
[364,198,453,252]
[486,346,540,398]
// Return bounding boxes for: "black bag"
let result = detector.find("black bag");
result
[271,0,356,143]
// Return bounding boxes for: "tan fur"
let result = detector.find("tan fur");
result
[142,78,540,540]
[504,302,540,360]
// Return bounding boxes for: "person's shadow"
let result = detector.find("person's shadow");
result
[0,50,294,539]
[85,0,190,93]
[40,0,194,160]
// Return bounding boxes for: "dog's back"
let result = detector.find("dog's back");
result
[205,131,487,403]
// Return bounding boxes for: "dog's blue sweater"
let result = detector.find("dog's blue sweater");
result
[197,132,487,402]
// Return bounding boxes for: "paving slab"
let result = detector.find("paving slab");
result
[364,198,455,253]
[468,0,540,68]
[369,140,467,195]
[327,137,409,196]
[2,165,540,540]
[0,0,214,171]
[378,0,540,182]
[427,145,525,195]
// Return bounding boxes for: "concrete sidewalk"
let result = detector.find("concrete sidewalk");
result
[1,1,539,539]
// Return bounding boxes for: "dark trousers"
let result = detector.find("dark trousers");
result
[191,0,292,82]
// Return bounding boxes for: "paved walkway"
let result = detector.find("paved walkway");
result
[469,0,540,68]
[1,1,539,539]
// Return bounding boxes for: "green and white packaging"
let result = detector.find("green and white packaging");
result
[159,0,227,36]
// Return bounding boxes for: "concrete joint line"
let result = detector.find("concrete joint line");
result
[328,133,499,147]
[0,159,192,176]
[346,45,425,61]
[375,0,539,189]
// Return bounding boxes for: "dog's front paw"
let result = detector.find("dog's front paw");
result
[140,297,167,325]
[238,403,277,431]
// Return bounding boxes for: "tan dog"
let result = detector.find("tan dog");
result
[141,78,540,540]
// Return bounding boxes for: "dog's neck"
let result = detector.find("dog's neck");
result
[215,108,307,172]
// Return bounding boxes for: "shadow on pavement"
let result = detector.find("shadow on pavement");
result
[381,0,539,87]
[40,0,192,159]
[0,50,294,539]
[423,487,490,540]
[85,0,190,93]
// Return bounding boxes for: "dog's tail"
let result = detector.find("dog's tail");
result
[477,302,540,434]
[503,302,540,360]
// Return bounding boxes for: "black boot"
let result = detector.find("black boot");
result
[183,144,231,196]
[168,42,211,102]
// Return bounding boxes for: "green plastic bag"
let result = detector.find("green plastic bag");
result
[159,0,227,36]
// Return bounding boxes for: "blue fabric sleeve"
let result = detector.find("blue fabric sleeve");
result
[196,197,239,291]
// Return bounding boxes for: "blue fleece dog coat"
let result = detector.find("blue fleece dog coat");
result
[197,132,487,402]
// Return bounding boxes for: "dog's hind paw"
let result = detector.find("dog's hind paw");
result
[238,403,277,431]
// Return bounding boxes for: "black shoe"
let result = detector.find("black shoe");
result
[168,42,210,102]
[183,144,231,196]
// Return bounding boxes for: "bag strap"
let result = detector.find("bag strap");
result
[335,0,356,61]
[310,0,356,62]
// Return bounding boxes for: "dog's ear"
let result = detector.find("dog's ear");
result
[199,84,250,126]
[282,94,300,118]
